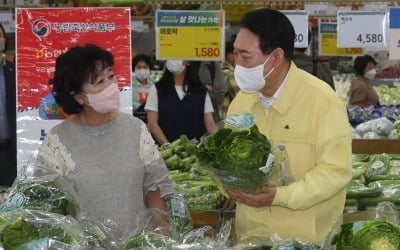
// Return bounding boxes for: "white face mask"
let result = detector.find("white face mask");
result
[135,68,150,81]
[84,83,120,113]
[364,68,376,80]
[234,53,275,93]
[166,60,185,74]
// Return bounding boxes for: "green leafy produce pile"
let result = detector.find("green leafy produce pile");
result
[345,154,400,211]
[331,220,400,250]
[159,135,199,171]
[165,194,193,239]
[119,230,175,249]
[374,85,400,105]
[168,170,220,211]
[159,135,222,211]
[0,176,81,218]
[194,125,273,193]
[0,210,85,250]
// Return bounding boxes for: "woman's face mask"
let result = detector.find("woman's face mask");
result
[364,68,376,80]
[166,60,186,74]
[234,53,275,93]
[84,83,120,113]
[135,68,150,81]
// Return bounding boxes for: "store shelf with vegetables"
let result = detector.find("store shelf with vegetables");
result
[345,153,400,213]
[333,54,400,153]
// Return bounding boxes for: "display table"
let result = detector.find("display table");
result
[352,139,400,154]
[190,210,220,229]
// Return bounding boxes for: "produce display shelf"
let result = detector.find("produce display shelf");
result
[352,139,400,154]
[190,210,221,229]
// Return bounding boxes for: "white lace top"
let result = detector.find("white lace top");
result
[36,112,174,238]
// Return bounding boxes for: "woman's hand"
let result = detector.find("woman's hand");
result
[227,186,276,208]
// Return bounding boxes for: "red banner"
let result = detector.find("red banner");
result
[16,8,131,115]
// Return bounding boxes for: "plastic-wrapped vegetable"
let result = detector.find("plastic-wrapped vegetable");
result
[165,193,193,239]
[80,218,113,249]
[364,154,391,182]
[193,113,293,194]
[325,211,400,250]
[355,117,394,138]
[0,209,87,250]
[0,175,81,219]
[346,179,382,199]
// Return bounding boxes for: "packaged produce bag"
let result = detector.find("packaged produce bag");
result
[194,113,293,194]
[323,209,400,250]
[0,174,82,219]
[0,209,87,250]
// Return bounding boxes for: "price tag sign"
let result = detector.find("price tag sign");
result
[389,8,400,60]
[281,10,308,48]
[319,22,363,56]
[337,11,388,48]
[155,10,224,61]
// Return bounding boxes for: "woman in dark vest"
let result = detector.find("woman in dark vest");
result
[145,60,217,146]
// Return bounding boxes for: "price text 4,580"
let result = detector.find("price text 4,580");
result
[356,33,383,44]
[195,47,220,57]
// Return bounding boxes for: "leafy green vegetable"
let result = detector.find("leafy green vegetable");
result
[0,177,81,218]
[346,180,382,198]
[364,154,391,182]
[194,125,272,193]
[121,231,173,249]
[159,135,200,171]
[0,213,75,250]
[165,194,193,239]
[332,220,400,250]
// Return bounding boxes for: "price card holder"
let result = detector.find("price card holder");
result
[281,10,309,48]
[337,11,388,48]
[319,22,363,56]
[155,10,224,61]
[389,8,400,60]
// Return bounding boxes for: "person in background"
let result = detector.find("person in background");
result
[0,23,16,187]
[149,49,165,71]
[219,41,240,120]
[197,61,226,122]
[227,8,352,244]
[132,54,154,122]
[145,60,217,146]
[292,30,335,90]
[348,55,380,107]
[36,44,174,238]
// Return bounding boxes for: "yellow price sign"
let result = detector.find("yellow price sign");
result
[156,10,225,61]
[319,22,363,56]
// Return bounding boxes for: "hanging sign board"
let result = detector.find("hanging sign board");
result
[155,10,224,61]
[281,10,308,48]
[389,8,400,60]
[337,11,388,48]
[319,22,363,56]
[15,7,131,166]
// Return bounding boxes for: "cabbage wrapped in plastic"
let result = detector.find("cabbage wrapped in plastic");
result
[0,175,81,219]
[194,113,293,194]
[355,117,394,137]
[0,209,87,250]
[324,211,400,250]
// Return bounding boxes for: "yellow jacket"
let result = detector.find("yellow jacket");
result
[227,63,352,244]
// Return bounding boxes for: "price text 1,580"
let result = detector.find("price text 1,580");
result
[194,47,220,57]
[356,33,383,44]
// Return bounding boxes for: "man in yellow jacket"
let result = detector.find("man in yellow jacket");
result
[227,8,352,244]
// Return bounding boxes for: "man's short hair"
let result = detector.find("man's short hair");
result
[241,8,295,60]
